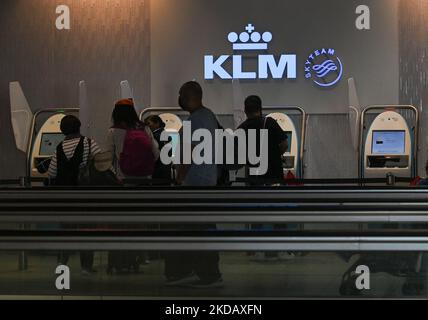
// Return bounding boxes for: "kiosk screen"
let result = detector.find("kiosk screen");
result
[372,131,405,155]
[167,131,180,158]
[39,133,65,156]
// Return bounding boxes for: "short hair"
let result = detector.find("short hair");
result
[112,99,140,128]
[245,95,262,114]
[145,115,166,128]
[179,81,203,100]
[60,115,81,135]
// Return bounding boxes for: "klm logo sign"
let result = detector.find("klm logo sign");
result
[204,24,297,80]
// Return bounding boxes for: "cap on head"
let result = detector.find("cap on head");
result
[115,98,134,108]
[112,98,139,128]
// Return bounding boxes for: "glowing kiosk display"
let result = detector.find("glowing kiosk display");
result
[26,109,80,181]
[361,106,419,181]
[265,107,306,179]
[29,113,66,178]
[9,81,83,182]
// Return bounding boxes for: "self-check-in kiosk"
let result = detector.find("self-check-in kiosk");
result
[27,109,80,182]
[231,106,306,185]
[141,109,184,132]
[360,106,419,182]
[264,107,307,179]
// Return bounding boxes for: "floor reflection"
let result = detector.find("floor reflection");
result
[0,252,423,298]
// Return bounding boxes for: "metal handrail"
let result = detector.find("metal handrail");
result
[1,234,428,252]
[1,189,428,224]
[0,189,428,251]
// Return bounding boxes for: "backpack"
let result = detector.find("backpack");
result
[119,128,155,177]
[55,137,85,186]
[79,149,121,187]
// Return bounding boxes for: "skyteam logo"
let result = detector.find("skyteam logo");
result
[204,24,297,80]
[305,48,343,87]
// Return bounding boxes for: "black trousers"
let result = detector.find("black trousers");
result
[59,223,95,270]
[59,251,94,270]
[163,224,221,282]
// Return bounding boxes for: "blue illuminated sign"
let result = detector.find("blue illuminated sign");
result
[204,24,297,80]
[204,23,344,88]
[305,48,343,88]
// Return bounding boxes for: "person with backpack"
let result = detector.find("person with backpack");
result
[107,99,159,181]
[48,115,102,185]
[237,95,289,185]
[105,99,159,273]
[237,95,291,261]
[48,115,102,276]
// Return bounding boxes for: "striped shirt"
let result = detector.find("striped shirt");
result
[48,137,101,178]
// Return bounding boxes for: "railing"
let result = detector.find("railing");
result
[1,188,428,252]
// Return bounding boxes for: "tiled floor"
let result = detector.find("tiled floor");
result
[0,252,417,299]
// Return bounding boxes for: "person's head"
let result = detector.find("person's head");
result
[145,115,166,132]
[60,115,81,136]
[244,95,263,118]
[178,81,203,113]
[112,99,140,128]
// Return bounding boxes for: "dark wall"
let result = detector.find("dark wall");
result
[151,0,399,114]
[0,0,150,179]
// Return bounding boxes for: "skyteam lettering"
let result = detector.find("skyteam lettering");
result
[305,48,343,87]
[204,24,297,80]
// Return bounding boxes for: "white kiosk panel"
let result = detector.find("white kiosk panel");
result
[267,112,299,176]
[159,113,183,132]
[30,114,66,178]
[364,111,412,178]
[159,114,183,161]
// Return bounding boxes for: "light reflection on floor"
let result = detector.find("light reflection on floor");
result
[0,252,414,299]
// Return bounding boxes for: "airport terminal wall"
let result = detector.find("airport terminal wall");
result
[2,0,428,179]
[151,0,399,113]
[0,0,151,180]
[2,0,428,300]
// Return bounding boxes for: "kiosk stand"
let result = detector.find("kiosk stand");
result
[26,108,80,184]
[140,107,187,132]
[359,105,419,183]
[230,106,307,185]
[264,106,307,179]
